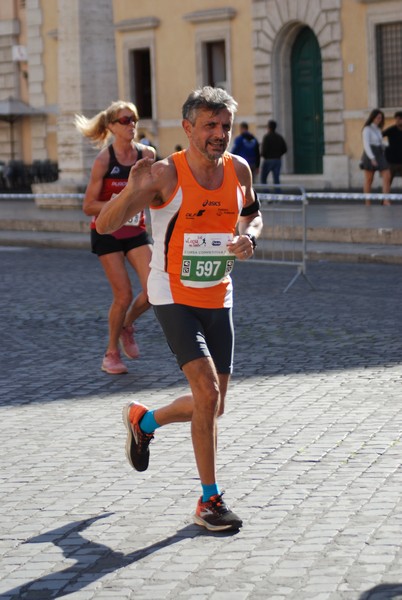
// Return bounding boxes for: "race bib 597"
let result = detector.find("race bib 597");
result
[180,233,235,288]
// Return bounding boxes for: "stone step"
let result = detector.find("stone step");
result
[263,225,402,245]
[0,202,402,245]
[0,229,90,250]
[0,217,90,233]
[1,228,402,264]
[1,217,401,246]
[2,198,402,263]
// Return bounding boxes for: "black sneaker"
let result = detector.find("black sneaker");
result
[193,493,243,531]
[122,401,154,472]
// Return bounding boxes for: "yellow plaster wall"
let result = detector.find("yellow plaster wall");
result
[342,0,369,113]
[0,0,14,20]
[113,0,255,157]
[341,0,367,160]
[341,0,399,160]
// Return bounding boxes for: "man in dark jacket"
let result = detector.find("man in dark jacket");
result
[260,120,287,185]
[231,122,260,179]
[383,111,402,186]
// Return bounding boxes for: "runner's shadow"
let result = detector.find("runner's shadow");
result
[3,512,229,600]
[359,583,402,599]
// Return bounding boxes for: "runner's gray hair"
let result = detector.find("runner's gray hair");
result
[182,86,238,124]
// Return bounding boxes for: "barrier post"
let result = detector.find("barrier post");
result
[253,183,314,292]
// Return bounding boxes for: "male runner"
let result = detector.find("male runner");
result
[96,86,263,531]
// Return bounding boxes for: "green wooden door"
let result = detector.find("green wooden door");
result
[291,27,324,174]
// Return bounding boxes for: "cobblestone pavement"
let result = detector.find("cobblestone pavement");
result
[1,247,402,600]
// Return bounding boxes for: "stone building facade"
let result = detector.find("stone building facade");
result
[0,0,118,187]
[252,0,347,188]
[0,0,401,191]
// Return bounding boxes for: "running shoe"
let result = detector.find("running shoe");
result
[101,351,128,374]
[119,325,140,359]
[122,401,153,472]
[194,493,243,531]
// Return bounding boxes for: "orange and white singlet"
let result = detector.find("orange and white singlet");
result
[148,151,246,308]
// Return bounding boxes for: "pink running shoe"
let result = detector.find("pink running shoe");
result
[101,351,128,375]
[119,325,140,359]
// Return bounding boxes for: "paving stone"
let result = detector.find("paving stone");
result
[1,249,402,598]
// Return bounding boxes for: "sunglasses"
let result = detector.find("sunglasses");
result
[112,115,137,126]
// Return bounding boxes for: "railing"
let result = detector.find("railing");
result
[0,193,82,199]
[307,192,402,202]
[0,160,59,191]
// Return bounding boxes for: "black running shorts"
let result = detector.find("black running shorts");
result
[91,229,152,256]
[153,304,234,374]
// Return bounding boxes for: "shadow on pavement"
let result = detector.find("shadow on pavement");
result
[359,583,402,599]
[3,512,234,599]
[1,250,402,406]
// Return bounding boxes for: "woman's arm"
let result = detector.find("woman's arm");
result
[362,126,375,160]
[82,150,110,217]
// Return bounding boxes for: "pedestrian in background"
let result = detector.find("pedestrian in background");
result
[139,132,152,146]
[360,108,391,205]
[96,86,263,532]
[75,101,155,374]
[231,121,260,179]
[383,110,402,188]
[260,120,287,186]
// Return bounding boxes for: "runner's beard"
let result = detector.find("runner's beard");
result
[205,141,227,161]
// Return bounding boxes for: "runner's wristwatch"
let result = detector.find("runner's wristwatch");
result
[245,233,257,249]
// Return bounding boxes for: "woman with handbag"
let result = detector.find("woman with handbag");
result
[361,109,391,205]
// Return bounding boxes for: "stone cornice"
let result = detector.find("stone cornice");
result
[183,8,237,24]
[114,17,160,32]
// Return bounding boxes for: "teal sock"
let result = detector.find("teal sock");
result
[202,483,220,502]
[139,410,161,434]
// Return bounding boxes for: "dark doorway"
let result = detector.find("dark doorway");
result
[130,49,152,119]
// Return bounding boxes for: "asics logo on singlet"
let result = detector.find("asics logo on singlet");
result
[110,166,120,175]
[202,200,221,207]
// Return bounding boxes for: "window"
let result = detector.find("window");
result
[376,22,402,107]
[203,41,227,88]
[130,48,152,119]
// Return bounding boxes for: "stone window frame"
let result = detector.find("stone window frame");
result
[183,8,235,93]
[195,27,232,92]
[366,7,402,112]
[117,18,159,135]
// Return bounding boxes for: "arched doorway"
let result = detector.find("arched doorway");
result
[291,27,324,174]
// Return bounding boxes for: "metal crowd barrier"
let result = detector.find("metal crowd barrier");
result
[0,193,84,200]
[307,192,402,202]
[254,184,314,293]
